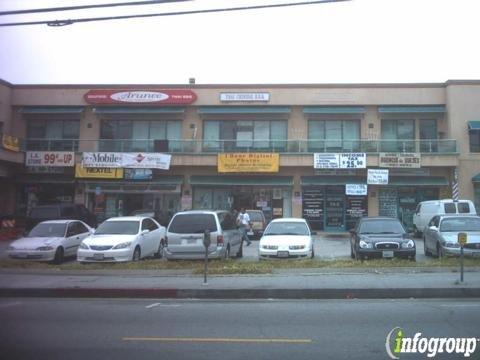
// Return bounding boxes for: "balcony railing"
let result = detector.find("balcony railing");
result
[23,138,458,154]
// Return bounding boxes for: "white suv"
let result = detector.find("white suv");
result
[165,210,243,260]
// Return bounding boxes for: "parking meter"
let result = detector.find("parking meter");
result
[203,229,210,285]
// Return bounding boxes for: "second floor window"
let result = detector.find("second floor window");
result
[27,119,79,151]
[469,129,480,153]
[381,119,415,152]
[308,120,360,152]
[100,120,181,152]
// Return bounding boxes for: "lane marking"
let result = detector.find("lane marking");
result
[0,301,22,308]
[145,303,161,309]
[122,337,312,344]
[440,304,480,307]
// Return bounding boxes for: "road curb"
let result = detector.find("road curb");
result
[1,287,479,299]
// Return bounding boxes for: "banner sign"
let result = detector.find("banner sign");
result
[367,169,389,185]
[82,152,171,170]
[75,164,124,179]
[124,168,153,180]
[2,134,20,152]
[26,151,75,167]
[346,184,368,196]
[218,153,279,173]
[84,89,197,105]
[82,152,123,168]
[220,92,270,102]
[379,152,421,168]
[314,153,366,169]
[121,153,171,170]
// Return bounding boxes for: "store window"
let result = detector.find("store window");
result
[100,120,181,152]
[203,120,287,152]
[308,120,360,152]
[469,129,480,152]
[26,119,80,151]
[381,119,415,152]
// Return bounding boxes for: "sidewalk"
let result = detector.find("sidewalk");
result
[1,267,479,300]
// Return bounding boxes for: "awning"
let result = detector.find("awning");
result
[468,121,480,130]
[19,107,85,114]
[79,176,184,185]
[388,176,448,186]
[189,176,293,186]
[93,107,185,114]
[378,106,445,113]
[301,176,365,186]
[303,107,365,114]
[472,173,480,183]
[198,106,291,114]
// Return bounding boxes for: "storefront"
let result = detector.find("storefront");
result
[472,173,480,213]
[189,175,293,222]
[301,176,368,231]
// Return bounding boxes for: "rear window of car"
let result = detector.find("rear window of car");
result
[29,207,59,218]
[444,203,456,213]
[457,202,471,213]
[168,214,218,234]
[247,212,264,221]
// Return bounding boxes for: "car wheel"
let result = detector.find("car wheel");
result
[236,242,243,258]
[414,226,422,238]
[354,248,364,261]
[132,246,141,261]
[155,240,165,258]
[423,237,431,257]
[350,244,355,259]
[53,247,64,264]
[310,246,315,259]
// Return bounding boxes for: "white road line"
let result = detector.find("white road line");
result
[440,304,480,307]
[0,301,22,308]
[145,303,161,309]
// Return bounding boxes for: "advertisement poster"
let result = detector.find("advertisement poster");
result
[218,153,279,173]
[26,151,75,167]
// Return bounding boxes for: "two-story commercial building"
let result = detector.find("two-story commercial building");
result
[1,79,479,231]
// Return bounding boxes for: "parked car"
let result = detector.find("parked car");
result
[413,199,476,236]
[130,209,168,226]
[8,220,92,264]
[246,209,266,239]
[350,217,416,261]
[423,215,480,257]
[26,204,98,231]
[77,216,166,263]
[165,210,243,260]
[259,218,315,259]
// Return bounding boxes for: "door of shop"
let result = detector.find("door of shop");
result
[324,186,345,231]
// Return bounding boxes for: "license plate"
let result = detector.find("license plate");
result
[93,253,104,260]
[382,251,394,258]
[277,251,289,258]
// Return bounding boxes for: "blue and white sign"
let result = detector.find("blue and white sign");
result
[314,153,366,169]
[346,184,368,196]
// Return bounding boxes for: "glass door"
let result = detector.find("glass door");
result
[324,186,345,231]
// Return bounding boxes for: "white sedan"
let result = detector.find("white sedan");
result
[259,218,315,259]
[77,216,166,263]
[8,220,93,264]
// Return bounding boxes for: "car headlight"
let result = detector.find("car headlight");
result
[444,242,460,248]
[36,246,54,251]
[79,242,89,250]
[401,240,415,249]
[289,245,305,250]
[359,240,373,249]
[112,241,132,250]
[263,245,278,250]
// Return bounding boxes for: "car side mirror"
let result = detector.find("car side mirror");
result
[429,226,438,231]
[141,229,150,235]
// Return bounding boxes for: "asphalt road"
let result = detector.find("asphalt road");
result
[0,235,434,263]
[1,298,479,360]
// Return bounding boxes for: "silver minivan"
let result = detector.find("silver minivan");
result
[164,210,243,260]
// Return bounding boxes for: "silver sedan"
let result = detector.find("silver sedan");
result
[423,215,480,257]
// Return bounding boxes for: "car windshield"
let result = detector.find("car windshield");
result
[94,220,139,235]
[359,220,405,234]
[264,222,309,236]
[28,223,66,238]
[168,214,218,234]
[440,217,480,232]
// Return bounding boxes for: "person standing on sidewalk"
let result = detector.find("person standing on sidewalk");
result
[237,208,252,246]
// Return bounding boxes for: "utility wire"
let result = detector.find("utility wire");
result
[0,0,351,27]
[0,0,191,16]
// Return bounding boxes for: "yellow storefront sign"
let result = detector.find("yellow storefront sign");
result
[75,164,124,179]
[218,153,279,173]
[2,134,20,152]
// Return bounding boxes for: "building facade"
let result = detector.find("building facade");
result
[1,80,479,232]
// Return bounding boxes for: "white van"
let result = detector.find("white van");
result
[413,199,477,236]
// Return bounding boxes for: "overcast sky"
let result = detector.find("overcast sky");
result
[0,0,479,85]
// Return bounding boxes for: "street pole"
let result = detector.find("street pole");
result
[203,229,211,286]
[458,232,467,283]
